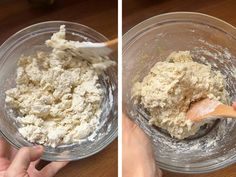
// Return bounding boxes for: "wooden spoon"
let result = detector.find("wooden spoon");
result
[71,38,117,69]
[186,98,236,122]
[104,38,118,51]
[77,38,117,57]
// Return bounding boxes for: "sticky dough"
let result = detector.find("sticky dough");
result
[132,51,228,139]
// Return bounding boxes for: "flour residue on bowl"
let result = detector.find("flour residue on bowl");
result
[132,51,228,140]
[5,25,115,147]
[129,43,236,165]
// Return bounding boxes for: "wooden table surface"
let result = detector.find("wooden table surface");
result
[0,0,118,177]
[123,0,236,177]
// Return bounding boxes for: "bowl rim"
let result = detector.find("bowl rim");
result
[123,12,236,173]
[123,12,236,50]
[0,20,117,161]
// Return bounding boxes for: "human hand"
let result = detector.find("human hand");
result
[122,113,162,177]
[0,137,68,177]
[233,101,236,110]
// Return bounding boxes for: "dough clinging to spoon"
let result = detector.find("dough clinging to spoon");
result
[132,51,228,139]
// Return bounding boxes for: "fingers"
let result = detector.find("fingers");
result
[31,159,41,167]
[123,113,137,130]
[9,147,18,161]
[0,137,14,171]
[0,137,10,159]
[40,161,69,177]
[122,113,130,128]
[6,145,43,175]
[156,167,163,177]
[233,101,236,110]
[123,113,147,138]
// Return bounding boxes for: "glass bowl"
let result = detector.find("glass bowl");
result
[123,12,236,173]
[0,21,117,161]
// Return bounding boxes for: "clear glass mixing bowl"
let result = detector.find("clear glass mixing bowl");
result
[123,12,236,173]
[0,21,117,161]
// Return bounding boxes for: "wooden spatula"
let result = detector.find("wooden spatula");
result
[187,98,236,122]
[76,38,118,56]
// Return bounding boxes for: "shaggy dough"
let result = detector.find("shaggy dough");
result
[45,25,115,70]
[132,51,227,139]
[5,25,114,147]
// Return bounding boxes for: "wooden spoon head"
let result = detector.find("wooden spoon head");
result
[186,98,221,122]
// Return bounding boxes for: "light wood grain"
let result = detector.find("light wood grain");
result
[123,0,236,176]
[0,0,118,177]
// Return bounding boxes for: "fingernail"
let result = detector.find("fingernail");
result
[33,145,43,150]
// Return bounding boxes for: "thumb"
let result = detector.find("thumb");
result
[233,101,236,110]
[6,145,43,176]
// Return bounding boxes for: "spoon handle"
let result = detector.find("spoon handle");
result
[207,104,236,119]
[105,38,118,51]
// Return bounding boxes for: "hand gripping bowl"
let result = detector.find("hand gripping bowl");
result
[123,12,236,173]
[0,21,117,161]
